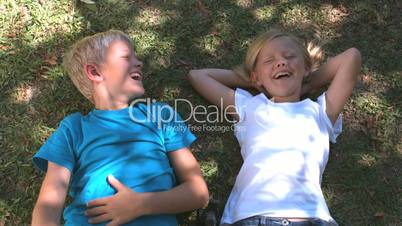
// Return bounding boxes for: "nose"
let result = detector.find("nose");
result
[275,59,287,68]
[133,58,143,69]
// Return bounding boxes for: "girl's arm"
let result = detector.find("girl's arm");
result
[187,69,253,121]
[32,162,71,226]
[310,48,361,123]
[85,147,209,226]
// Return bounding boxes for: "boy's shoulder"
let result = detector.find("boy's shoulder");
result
[58,112,85,129]
[62,112,83,121]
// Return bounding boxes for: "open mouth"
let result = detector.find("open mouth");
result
[130,72,142,81]
[273,71,291,79]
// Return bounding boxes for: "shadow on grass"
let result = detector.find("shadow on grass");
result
[1,0,400,225]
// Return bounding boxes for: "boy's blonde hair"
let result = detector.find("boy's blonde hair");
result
[234,29,324,83]
[63,30,133,103]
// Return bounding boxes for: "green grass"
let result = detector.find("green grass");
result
[1,0,401,225]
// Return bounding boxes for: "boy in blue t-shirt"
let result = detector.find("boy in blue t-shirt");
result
[31,30,209,226]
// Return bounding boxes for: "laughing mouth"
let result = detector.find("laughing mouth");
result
[130,72,142,81]
[273,71,291,79]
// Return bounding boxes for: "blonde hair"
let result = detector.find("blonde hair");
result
[63,30,133,103]
[234,29,324,83]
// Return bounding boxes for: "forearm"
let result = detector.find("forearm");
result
[304,63,338,94]
[32,201,63,226]
[140,148,209,216]
[305,48,359,92]
[188,69,252,88]
[187,69,239,110]
[32,162,70,226]
[140,177,209,215]
[304,69,331,93]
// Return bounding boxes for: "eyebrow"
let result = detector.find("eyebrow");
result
[262,56,274,60]
[120,49,130,53]
[264,49,296,56]
[119,49,132,56]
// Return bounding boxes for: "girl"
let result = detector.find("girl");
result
[187,29,361,226]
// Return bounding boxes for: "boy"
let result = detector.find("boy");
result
[32,30,209,226]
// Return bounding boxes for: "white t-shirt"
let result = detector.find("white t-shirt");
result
[220,89,342,225]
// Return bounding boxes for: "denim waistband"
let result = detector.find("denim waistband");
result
[231,216,330,226]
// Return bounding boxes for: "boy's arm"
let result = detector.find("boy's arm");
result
[306,48,361,123]
[145,147,209,212]
[86,147,208,226]
[187,69,253,121]
[32,162,71,226]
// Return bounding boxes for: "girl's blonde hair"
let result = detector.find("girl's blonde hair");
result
[63,30,133,103]
[234,29,324,83]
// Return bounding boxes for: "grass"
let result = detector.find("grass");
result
[1,0,401,225]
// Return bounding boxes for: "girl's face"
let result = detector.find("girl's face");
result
[252,36,308,102]
[98,40,145,100]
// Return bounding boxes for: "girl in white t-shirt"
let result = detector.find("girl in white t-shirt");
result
[187,29,361,226]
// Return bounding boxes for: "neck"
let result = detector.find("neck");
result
[94,98,128,110]
[270,95,300,103]
[265,85,302,103]
[92,87,129,110]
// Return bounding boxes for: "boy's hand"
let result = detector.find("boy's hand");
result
[86,175,145,226]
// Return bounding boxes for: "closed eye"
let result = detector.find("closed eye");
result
[264,58,274,64]
[285,55,295,59]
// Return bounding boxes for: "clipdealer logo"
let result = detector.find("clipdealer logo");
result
[127,98,246,132]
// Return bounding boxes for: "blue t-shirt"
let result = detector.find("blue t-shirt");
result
[33,103,196,226]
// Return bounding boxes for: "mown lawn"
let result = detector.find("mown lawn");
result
[0,0,401,225]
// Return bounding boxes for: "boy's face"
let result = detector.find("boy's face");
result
[252,36,308,102]
[98,40,145,100]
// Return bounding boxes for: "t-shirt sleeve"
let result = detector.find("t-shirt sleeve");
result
[32,115,78,173]
[317,93,342,143]
[160,105,196,152]
[234,88,253,122]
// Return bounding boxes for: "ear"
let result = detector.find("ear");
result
[84,64,103,82]
[251,71,262,86]
[304,65,311,78]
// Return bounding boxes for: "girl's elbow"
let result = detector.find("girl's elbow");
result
[187,70,195,78]
[187,70,201,83]
[188,69,203,77]
[347,47,362,64]
[346,48,362,80]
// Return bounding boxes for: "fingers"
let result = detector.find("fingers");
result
[106,220,120,226]
[87,196,109,208]
[88,213,112,224]
[107,174,126,192]
[86,205,108,217]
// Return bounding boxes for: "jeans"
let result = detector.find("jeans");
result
[230,216,331,226]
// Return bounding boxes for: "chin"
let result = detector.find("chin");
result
[129,88,145,99]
